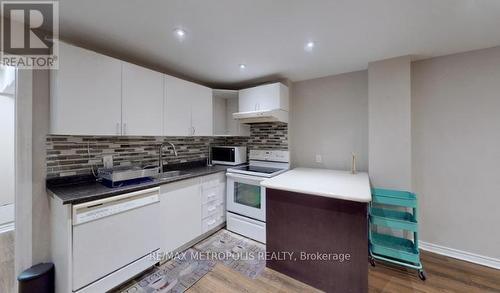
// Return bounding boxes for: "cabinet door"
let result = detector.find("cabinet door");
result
[122,62,164,136]
[159,178,202,253]
[164,75,192,136]
[51,42,122,135]
[238,83,288,112]
[190,83,213,136]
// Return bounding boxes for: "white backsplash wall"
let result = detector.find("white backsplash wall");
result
[46,122,288,178]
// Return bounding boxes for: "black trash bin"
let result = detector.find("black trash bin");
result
[17,263,55,293]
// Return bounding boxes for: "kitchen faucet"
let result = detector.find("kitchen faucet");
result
[158,142,178,173]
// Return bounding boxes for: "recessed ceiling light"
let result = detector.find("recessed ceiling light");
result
[305,41,315,51]
[239,64,247,70]
[173,28,186,39]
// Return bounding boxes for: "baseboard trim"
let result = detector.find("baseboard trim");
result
[419,241,500,270]
[0,222,15,234]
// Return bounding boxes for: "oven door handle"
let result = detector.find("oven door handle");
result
[226,172,266,182]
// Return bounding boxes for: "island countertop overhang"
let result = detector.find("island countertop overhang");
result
[261,167,372,202]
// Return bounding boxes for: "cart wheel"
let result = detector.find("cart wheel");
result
[418,269,426,281]
[369,257,376,267]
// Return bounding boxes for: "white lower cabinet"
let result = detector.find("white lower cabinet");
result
[159,173,226,254]
[159,178,202,254]
[201,173,226,233]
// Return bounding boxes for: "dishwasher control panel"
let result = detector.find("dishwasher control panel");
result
[73,187,160,225]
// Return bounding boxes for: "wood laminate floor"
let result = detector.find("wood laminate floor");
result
[188,250,500,293]
[0,231,15,293]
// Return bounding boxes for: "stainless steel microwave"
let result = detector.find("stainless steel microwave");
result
[211,146,247,165]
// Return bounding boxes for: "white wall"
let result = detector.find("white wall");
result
[412,47,500,259]
[291,71,368,171]
[0,65,15,226]
[0,94,14,208]
[368,56,412,191]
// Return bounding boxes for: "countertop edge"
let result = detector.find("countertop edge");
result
[261,183,372,203]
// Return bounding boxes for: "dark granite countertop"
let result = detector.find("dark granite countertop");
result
[47,161,234,205]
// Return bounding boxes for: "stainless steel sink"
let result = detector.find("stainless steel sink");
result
[155,170,191,181]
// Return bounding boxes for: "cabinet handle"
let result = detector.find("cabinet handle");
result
[122,123,127,135]
[193,127,196,135]
[208,205,216,212]
[255,103,258,110]
[207,193,216,198]
[116,123,120,135]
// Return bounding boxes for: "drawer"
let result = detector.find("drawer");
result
[226,212,265,243]
[202,200,224,219]
[202,185,224,204]
[202,213,225,233]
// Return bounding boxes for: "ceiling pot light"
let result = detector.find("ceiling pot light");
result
[173,28,186,39]
[239,64,247,70]
[305,41,315,51]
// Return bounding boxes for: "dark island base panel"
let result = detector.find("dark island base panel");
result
[266,188,368,293]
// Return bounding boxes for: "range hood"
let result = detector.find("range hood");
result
[233,109,288,124]
[232,82,290,124]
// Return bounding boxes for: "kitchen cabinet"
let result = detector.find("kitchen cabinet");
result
[122,62,164,136]
[51,42,214,137]
[159,178,202,253]
[238,82,289,113]
[212,89,250,136]
[164,75,213,136]
[190,83,213,136]
[50,42,122,135]
[201,173,226,233]
[159,173,226,254]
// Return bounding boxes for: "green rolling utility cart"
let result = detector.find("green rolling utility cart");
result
[369,188,426,280]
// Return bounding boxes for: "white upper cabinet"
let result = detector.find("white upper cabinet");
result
[51,42,122,135]
[51,43,215,137]
[190,83,213,136]
[164,75,194,136]
[238,82,289,112]
[122,62,164,136]
[164,75,213,136]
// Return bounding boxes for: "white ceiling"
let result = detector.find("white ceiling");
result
[58,0,500,88]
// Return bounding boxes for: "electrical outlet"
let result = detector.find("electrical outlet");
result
[103,155,113,169]
[315,154,322,163]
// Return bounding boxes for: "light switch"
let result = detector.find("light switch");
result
[315,154,322,163]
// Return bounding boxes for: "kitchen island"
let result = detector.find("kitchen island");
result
[261,168,371,293]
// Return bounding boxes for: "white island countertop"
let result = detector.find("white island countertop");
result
[261,167,371,203]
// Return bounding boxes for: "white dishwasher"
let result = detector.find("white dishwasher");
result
[72,187,161,292]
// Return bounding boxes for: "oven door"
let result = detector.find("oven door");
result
[226,172,266,222]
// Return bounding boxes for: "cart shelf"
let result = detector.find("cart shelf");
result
[370,232,420,264]
[372,188,417,208]
[370,207,418,231]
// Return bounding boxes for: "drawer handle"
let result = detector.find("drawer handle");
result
[207,206,216,212]
[207,193,216,198]
[207,219,216,225]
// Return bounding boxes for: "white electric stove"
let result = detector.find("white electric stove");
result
[226,150,290,243]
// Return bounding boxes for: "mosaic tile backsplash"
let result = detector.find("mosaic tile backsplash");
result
[46,122,288,178]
